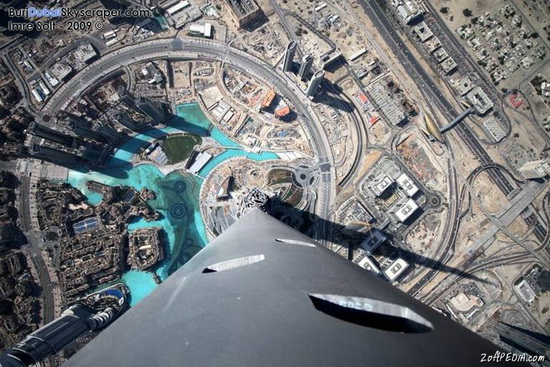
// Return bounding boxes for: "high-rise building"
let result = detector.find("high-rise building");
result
[31,122,78,148]
[113,111,139,131]
[66,114,109,143]
[117,86,135,108]
[518,159,550,179]
[0,305,113,366]
[283,41,297,72]
[52,209,513,367]
[298,54,313,81]
[495,322,550,360]
[22,144,85,167]
[1,284,129,367]
[117,86,166,124]
[136,97,167,124]
[306,70,324,98]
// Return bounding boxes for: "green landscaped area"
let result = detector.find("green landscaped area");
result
[162,134,202,164]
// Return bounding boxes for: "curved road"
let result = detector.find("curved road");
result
[43,37,335,242]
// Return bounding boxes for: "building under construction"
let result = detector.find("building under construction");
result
[225,0,262,28]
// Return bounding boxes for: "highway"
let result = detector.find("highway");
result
[321,80,367,187]
[357,0,519,197]
[265,0,337,242]
[42,37,335,243]
[422,1,514,130]
[419,172,550,305]
[357,0,549,298]
[18,175,55,323]
[355,0,547,221]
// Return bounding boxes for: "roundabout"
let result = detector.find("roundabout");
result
[38,37,336,306]
[43,38,335,238]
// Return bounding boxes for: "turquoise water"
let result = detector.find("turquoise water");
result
[66,102,278,306]
[210,127,242,149]
[121,271,157,305]
[199,149,279,177]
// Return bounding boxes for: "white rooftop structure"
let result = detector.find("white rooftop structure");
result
[449,292,483,313]
[348,48,367,62]
[189,152,212,175]
[357,256,381,275]
[31,89,43,103]
[465,87,493,115]
[105,38,119,47]
[38,80,50,96]
[369,175,394,197]
[514,279,536,303]
[73,43,97,62]
[189,23,212,38]
[48,62,72,80]
[396,173,418,197]
[518,159,550,179]
[167,0,189,15]
[412,21,433,42]
[396,1,423,24]
[384,257,409,282]
[44,72,59,88]
[456,77,474,96]
[391,198,419,223]
[102,30,117,40]
[314,2,327,12]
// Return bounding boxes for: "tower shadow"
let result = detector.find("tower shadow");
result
[267,196,488,284]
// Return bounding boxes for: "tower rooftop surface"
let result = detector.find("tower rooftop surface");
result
[65,209,520,367]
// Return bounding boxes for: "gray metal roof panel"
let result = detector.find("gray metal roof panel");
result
[66,209,521,366]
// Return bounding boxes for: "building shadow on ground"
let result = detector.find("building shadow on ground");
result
[268,197,488,284]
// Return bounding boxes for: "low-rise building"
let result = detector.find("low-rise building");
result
[357,256,381,275]
[518,159,550,179]
[189,152,212,175]
[225,0,262,28]
[514,279,536,303]
[483,117,506,142]
[440,57,457,75]
[188,23,213,38]
[412,21,433,42]
[465,86,493,115]
[456,77,474,96]
[395,0,424,24]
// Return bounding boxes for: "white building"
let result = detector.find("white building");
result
[369,175,394,197]
[348,48,367,62]
[384,257,409,282]
[519,159,550,179]
[166,0,189,15]
[357,256,381,275]
[396,173,418,197]
[189,23,212,38]
[189,152,212,175]
[466,86,494,115]
[390,198,419,223]
[514,279,536,303]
